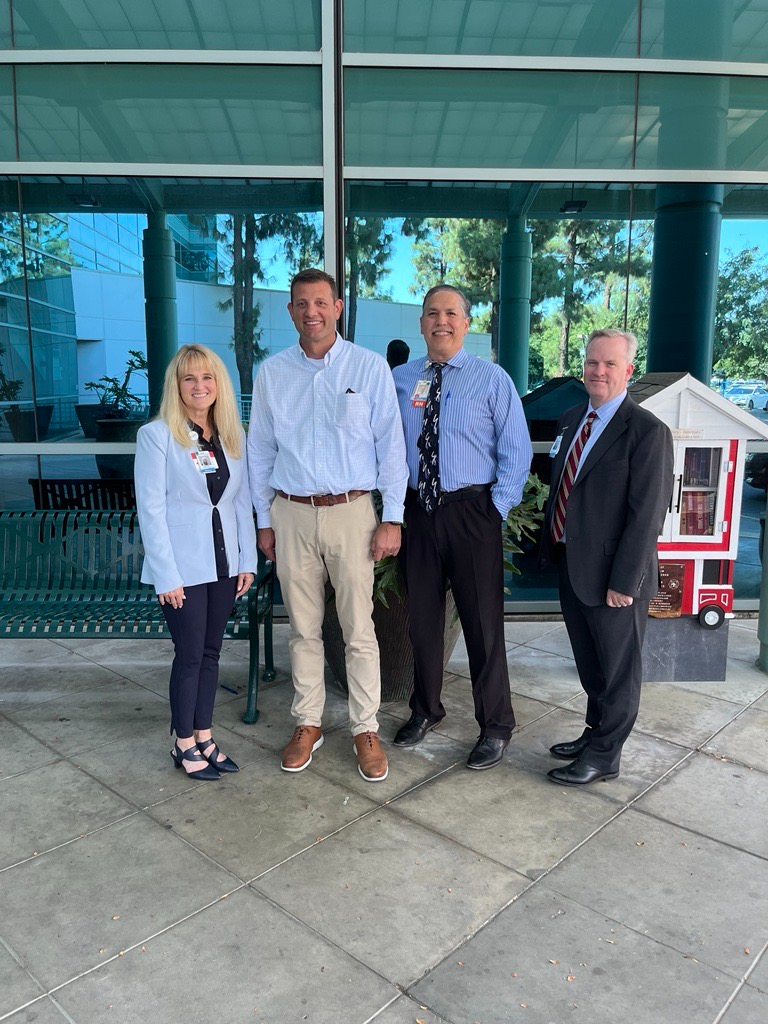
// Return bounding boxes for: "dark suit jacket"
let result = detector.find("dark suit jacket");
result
[540,395,674,607]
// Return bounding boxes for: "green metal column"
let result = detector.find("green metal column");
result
[497,216,532,395]
[143,211,178,416]
[646,185,724,383]
[646,0,730,383]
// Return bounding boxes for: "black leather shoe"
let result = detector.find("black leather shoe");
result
[393,714,441,747]
[549,732,591,761]
[170,743,221,781]
[196,737,239,773]
[547,761,619,786]
[467,736,509,770]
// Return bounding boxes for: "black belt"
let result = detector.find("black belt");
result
[408,483,491,506]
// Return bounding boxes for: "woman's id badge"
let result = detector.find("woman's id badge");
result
[411,379,430,407]
[191,450,218,473]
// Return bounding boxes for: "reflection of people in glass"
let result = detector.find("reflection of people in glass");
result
[386,338,410,370]
[135,344,257,781]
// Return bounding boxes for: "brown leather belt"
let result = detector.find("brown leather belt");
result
[277,489,369,507]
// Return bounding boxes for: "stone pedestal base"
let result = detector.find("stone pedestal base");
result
[642,616,729,682]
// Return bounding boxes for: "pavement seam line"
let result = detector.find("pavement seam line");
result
[246,759,466,883]
[393,692,766,996]
[0,809,140,874]
[711,936,768,1024]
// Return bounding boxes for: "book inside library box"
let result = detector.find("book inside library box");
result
[680,448,720,536]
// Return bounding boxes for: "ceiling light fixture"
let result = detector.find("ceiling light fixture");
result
[70,194,100,208]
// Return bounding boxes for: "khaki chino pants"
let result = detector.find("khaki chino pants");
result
[271,492,381,735]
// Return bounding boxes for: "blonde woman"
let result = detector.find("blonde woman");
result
[135,344,257,780]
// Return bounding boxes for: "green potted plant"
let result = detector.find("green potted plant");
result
[0,343,53,441]
[76,349,148,438]
[502,472,549,584]
[322,474,549,703]
[89,350,148,479]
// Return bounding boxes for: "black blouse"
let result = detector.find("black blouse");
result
[190,422,231,578]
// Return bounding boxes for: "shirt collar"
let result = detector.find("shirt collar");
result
[421,347,468,371]
[297,332,346,367]
[588,389,627,421]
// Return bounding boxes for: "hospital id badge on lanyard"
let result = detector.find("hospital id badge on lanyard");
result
[411,379,430,408]
[189,430,218,474]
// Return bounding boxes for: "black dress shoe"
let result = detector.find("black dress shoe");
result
[393,714,441,747]
[547,761,619,786]
[549,732,591,761]
[196,737,239,773]
[170,743,221,781]
[467,736,509,770]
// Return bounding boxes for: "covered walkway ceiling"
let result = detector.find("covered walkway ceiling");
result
[3,176,768,222]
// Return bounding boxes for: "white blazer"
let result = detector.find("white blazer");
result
[135,418,258,595]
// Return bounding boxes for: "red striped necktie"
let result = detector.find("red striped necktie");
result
[551,411,597,543]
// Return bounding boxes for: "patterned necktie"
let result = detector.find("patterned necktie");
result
[417,362,446,514]
[551,411,597,543]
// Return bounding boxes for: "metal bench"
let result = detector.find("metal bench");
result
[29,477,137,511]
[0,510,274,723]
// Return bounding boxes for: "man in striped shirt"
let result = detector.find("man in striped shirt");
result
[392,285,532,770]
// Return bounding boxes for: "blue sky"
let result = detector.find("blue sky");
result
[383,218,768,307]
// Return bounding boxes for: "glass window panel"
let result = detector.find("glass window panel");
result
[14,65,322,166]
[641,0,768,63]
[1,175,323,453]
[345,69,637,168]
[0,67,15,160]
[345,0,639,57]
[10,0,321,50]
[0,1,9,48]
[635,74,768,173]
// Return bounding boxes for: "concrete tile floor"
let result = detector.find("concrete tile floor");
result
[1,618,767,1024]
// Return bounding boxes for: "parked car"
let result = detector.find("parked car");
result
[726,385,768,411]
[745,452,768,491]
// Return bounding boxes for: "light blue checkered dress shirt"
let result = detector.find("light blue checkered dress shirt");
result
[393,348,533,518]
[248,335,408,528]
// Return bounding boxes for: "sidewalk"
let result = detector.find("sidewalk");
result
[1,618,767,1024]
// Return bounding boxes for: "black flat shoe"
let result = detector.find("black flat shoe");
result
[547,761,619,787]
[467,735,509,770]
[549,732,591,760]
[171,742,221,781]
[196,737,239,773]
[393,714,442,747]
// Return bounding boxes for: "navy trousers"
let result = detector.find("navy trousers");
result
[161,576,238,737]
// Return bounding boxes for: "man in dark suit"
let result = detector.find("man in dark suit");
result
[540,329,674,786]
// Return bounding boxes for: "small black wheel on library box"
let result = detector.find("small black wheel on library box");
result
[698,605,725,630]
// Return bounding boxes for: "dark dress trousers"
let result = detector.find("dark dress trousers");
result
[402,485,514,740]
[540,395,674,771]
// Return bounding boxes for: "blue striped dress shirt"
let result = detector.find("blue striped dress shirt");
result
[248,335,408,528]
[393,349,533,518]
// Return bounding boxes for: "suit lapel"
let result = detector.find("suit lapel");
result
[573,395,631,485]
[547,403,587,527]
[550,403,587,483]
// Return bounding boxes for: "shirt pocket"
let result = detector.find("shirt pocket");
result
[334,393,371,431]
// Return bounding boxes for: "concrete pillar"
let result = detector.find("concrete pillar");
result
[497,216,532,396]
[143,211,178,416]
[646,184,724,383]
[646,0,731,383]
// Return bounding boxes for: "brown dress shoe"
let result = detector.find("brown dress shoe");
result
[353,731,389,782]
[281,726,323,772]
